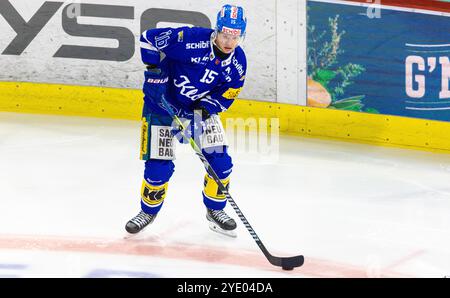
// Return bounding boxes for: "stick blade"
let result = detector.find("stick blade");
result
[280,255,304,270]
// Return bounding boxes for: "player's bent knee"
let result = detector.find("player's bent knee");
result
[144,159,175,185]
[203,147,233,180]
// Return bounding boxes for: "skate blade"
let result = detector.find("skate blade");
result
[208,222,237,238]
[123,230,145,239]
[123,231,143,239]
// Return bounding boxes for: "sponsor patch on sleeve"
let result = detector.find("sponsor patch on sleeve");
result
[222,87,242,100]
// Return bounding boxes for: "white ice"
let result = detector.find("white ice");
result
[1,112,450,278]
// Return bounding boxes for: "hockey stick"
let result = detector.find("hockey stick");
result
[161,96,304,270]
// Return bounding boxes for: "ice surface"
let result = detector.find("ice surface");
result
[1,112,450,277]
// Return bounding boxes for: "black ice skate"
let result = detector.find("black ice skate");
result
[125,211,157,234]
[206,208,237,238]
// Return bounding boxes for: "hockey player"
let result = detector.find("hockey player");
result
[125,5,247,237]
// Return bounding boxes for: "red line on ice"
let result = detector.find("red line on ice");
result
[0,234,412,277]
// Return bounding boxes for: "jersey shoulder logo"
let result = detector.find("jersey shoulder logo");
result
[155,30,172,49]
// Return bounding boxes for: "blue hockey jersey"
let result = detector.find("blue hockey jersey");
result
[140,26,247,117]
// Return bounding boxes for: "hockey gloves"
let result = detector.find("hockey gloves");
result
[143,68,169,106]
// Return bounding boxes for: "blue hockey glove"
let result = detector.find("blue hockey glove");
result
[143,68,169,106]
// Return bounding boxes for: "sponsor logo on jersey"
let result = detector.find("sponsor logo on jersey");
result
[174,75,209,101]
[232,56,245,76]
[191,56,209,64]
[186,41,210,50]
[222,87,242,100]
[147,77,169,84]
[222,68,232,82]
[222,26,241,36]
[222,59,232,67]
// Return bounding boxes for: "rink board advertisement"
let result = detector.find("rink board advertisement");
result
[0,0,306,104]
[307,0,450,122]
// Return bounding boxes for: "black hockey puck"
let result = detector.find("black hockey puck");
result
[282,266,294,271]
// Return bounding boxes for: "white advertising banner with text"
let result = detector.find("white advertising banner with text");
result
[0,0,306,104]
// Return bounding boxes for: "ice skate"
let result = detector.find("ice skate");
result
[125,211,157,234]
[206,208,237,238]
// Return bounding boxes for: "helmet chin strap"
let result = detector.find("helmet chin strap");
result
[211,30,226,54]
[211,30,220,48]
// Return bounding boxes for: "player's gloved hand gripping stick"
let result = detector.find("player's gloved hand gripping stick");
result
[143,68,169,106]
[160,95,304,270]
